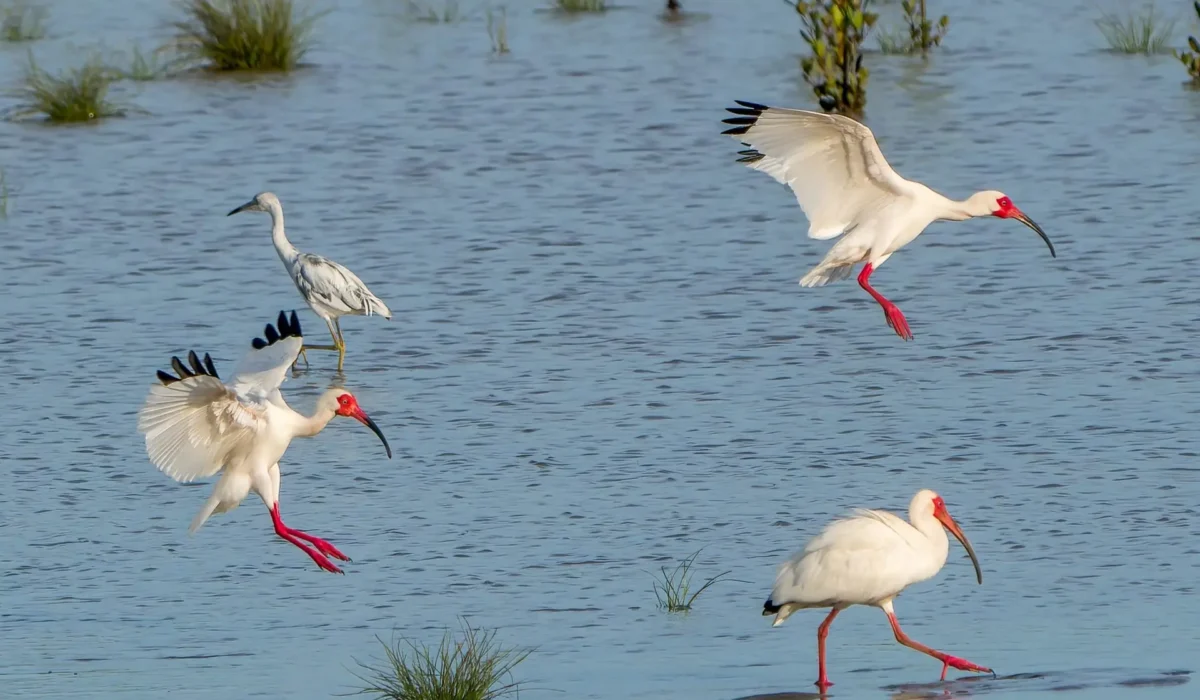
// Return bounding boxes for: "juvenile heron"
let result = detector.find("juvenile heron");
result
[228,192,392,371]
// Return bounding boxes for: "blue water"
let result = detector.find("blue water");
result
[1,0,1199,698]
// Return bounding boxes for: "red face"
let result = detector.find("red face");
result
[993,196,1017,218]
[335,393,360,417]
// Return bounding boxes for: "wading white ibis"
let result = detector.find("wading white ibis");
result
[764,489,992,690]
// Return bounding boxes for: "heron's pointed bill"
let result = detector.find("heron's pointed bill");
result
[227,200,255,217]
[1012,209,1056,258]
[933,506,983,584]
[350,408,392,459]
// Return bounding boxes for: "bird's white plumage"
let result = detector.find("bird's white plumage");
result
[732,107,910,241]
[770,507,942,612]
[137,330,303,484]
[290,253,391,321]
[137,377,262,483]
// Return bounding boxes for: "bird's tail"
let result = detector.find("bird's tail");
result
[763,598,799,627]
[365,294,392,320]
[188,493,222,535]
[799,261,857,288]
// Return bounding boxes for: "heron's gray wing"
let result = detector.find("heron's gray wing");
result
[293,254,373,315]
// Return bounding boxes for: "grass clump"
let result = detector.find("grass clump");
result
[651,550,731,613]
[168,0,322,72]
[7,53,127,123]
[877,0,947,54]
[553,0,607,12]
[487,6,509,53]
[1175,2,1200,84]
[1,1,46,42]
[113,45,174,81]
[789,0,877,118]
[1097,3,1174,55]
[352,621,530,700]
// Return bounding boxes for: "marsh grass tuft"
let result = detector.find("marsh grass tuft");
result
[168,0,323,72]
[487,6,509,53]
[0,168,8,219]
[352,621,530,700]
[0,1,47,42]
[6,53,128,123]
[652,550,731,613]
[403,0,465,23]
[553,0,608,12]
[114,45,174,81]
[1097,3,1174,55]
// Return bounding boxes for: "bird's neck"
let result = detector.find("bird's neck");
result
[267,201,300,263]
[910,512,950,567]
[929,191,977,222]
[295,403,337,438]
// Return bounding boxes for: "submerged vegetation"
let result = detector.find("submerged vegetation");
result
[353,622,530,700]
[113,45,175,81]
[789,0,877,118]
[652,550,732,613]
[168,0,322,71]
[877,0,947,55]
[403,0,464,23]
[7,53,128,124]
[1096,3,1174,54]
[1175,2,1200,83]
[553,0,608,12]
[0,168,8,219]
[0,1,47,42]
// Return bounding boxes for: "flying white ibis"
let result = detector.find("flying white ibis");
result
[136,310,392,574]
[228,192,392,372]
[722,101,1056,341]
[764,489,991,690]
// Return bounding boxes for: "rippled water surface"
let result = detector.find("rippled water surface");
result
[2,1,1200,698]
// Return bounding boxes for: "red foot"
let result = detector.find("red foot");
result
[939,655,993,680]
[882,302,913,341]
[305,549,345,575]
[288,529,351,562]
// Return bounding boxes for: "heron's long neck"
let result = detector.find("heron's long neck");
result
[267,201,299,263]
[294,404,337,438]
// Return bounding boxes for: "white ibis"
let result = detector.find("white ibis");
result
[136,311,392,574]
[722,101,1056,341]
[228,192,392,372]
[764,489,991,690]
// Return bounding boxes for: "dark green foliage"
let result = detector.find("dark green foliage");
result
[789,0,877,118]
[879,0,947,54]
[7,53,127,123]
[352,622,530,700]
[168,0,322,72]
[1175,2,1200,83]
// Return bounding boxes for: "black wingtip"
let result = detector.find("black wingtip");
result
[735,99,769,111]
[722,101,767,137]
[251,310,303,350]
[157,350,220,385]
[762,598,781,615]
[721,116,757,126]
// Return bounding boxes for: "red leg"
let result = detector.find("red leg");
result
[270,504,344,574]
[886,611,992,680]
[857,263,913,341]
[815,608,841,690]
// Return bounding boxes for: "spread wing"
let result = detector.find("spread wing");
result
[722,101,910,240]
[292,253,391,318]
[136,311,303,483]
[137,351,264,483]
[228,310,304,407]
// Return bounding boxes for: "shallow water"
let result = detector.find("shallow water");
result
[1,0,1200,698]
